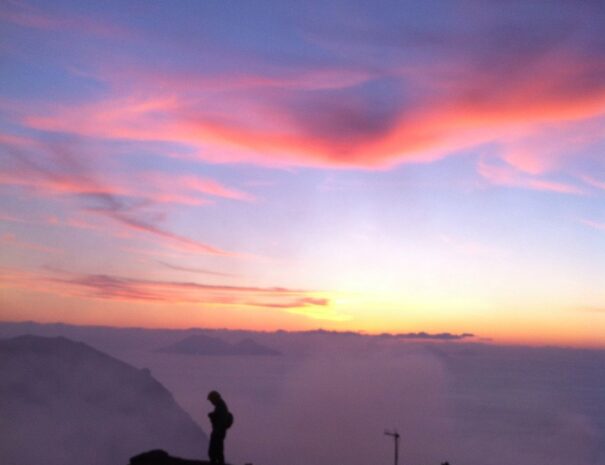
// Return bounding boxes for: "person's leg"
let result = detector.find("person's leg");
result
[217,430,226,464]
[209,430,219,463]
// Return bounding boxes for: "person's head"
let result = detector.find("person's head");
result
[207,390,222,405]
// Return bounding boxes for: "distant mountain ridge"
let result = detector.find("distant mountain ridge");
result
[0,335,207,465]
[158,334,281,356]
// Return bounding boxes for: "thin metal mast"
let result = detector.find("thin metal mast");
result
[384,429,400,465]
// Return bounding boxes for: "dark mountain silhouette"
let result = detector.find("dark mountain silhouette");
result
[158,334,281,356]
[0,335,207,465]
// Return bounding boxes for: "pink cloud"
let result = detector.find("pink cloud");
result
[581,175,605,191]
[0,142,245,256]
[0,134,255,207]
[0,132,34,147]
[103,64,375,94]
[0,164,212,207]
[5,3,605,204]
[502,147,558,176]
[70,196,250,259]
[497,116,605,176]
[579,219,605,232]
[0,267,331,314]
[49,215,135,239]
[0,233,61,254]
[0,170,127,197]
[140,172,255,203]
[157,261,237,278]
[0,213,27,223]
[477,158,585,195]
[179,176,256,202]
[19,49,605,171]
[0,211,131,240]
[0,0,129,38]
[246,296,330,309]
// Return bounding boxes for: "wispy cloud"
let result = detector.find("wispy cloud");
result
[247,297,329,309]
[0,140,244,256]
[0,268,336,318]
[85,195,236,256]
[16,20,605,171]
[0,0,129,38]
[0,233,61,254]
[157,261,237,278]
[139,172,256,203]
[581,175,605,191]
[579,219,605,232]
[477,158,584,195]
[0,213,28,223]
[0,137,253,207]
[3,0,603,195]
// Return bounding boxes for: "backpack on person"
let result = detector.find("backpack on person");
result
[225,411,234,429]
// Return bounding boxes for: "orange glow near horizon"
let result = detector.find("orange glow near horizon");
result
[1,281,603,349]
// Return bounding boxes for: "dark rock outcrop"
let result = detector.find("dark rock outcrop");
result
[129,449,211,465]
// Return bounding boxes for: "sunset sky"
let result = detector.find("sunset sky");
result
[1,0,604,347]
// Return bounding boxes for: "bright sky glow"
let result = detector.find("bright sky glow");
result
[1,0,604,346]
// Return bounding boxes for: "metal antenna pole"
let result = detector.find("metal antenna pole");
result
[384,429,400,465]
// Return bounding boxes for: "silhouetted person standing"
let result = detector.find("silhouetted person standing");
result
[207,390,232,464]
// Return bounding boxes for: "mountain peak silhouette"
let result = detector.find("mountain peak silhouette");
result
[0,335,206,465]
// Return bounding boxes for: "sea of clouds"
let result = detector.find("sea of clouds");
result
[1,322,603,465]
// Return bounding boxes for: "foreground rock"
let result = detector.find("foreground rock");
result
[129,449,214,465]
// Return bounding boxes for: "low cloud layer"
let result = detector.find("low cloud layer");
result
[1,322,602,465]
[158,338,605,465]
